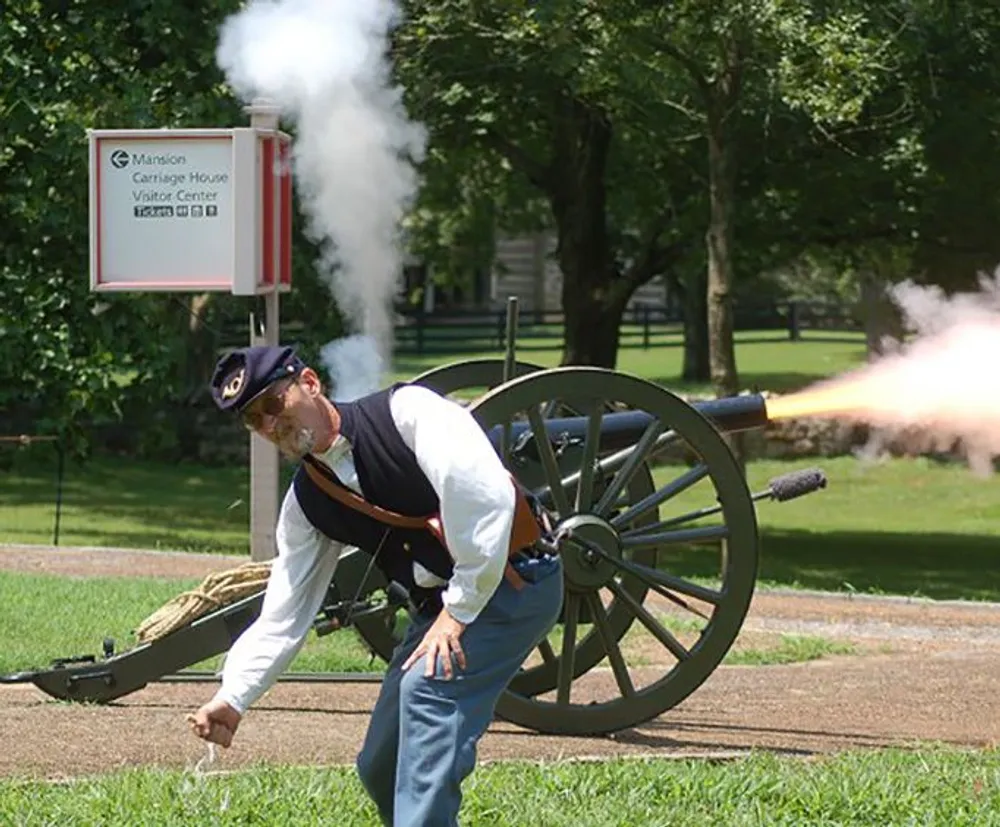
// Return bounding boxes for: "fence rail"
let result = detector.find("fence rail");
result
[393,300,861,355]
[215,300,860,356]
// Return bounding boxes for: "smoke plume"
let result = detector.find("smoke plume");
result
[769,271,1000,474]
[216,0,426,399]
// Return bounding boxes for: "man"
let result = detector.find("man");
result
[188,344,563,826]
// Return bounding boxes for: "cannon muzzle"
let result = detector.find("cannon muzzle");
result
[693,392,769,434]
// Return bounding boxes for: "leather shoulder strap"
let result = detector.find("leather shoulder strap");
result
[303,459,542,553]
[303,460,428,529]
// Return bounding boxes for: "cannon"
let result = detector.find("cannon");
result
[0,326,827,736]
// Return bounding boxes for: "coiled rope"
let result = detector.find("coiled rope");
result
[135,561,273,644]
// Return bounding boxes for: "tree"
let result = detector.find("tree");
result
[5,0,999,457]
[907,1,1000,285]
[394,2,925,394]
[614,1,923,393]
[0,0,346,453]
[735,1,1000,359]
[395,2,698,369]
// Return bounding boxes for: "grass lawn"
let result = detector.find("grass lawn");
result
[0,571,381,677]
[2,748,998,825]
[0,449,255,554]
[692,455,1000,601]
[4,453,997,600]
[389,329,868,396]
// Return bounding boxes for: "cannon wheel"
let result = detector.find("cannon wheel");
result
[347,363,759,736]
[477,367,759,735]
[409,357,546,397]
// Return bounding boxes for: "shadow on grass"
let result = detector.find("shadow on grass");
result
[647,371,841,395]
[620,333,865,348]
[390,355,493,378]
[760,529,1000,602]
[0,454,253,551]
[667,529,1000,603]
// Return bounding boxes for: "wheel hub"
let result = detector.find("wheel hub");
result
[555,513,622,591]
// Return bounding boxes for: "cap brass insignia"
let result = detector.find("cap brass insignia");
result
[221,368,246,400]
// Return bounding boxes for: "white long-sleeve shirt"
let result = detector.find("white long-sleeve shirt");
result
[214,383,516,714]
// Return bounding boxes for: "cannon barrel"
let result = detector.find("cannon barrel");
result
[486,392,768,455]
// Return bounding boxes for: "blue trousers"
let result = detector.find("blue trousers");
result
[356,554,563,826]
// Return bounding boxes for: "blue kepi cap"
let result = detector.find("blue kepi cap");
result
[210,345,305,413]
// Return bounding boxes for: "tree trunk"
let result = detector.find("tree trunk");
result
[549,97,621,367]
[562,293,626,366]
[680,269,709,381]
[176,293,217,459]
[705,110,740,398]
[857,264,905,362]
[182,293,219,401]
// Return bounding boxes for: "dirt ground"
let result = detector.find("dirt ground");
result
[2,544,999,781]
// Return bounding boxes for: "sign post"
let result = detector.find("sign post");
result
[246,100,282,563]
[88,99,293,561]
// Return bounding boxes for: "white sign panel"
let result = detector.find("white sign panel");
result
[90,129,243,292]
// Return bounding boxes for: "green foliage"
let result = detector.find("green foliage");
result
[392,0,971,371]
[395,0,701,275]
[771,4,896,125]
[907,1,1000,284]
[1,0,239,445]
[0,1,347,452]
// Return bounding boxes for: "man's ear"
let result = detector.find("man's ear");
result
[299,367,324,397]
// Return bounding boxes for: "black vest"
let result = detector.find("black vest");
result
[292,385,455,602]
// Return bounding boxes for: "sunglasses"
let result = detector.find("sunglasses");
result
[241,379,297,431]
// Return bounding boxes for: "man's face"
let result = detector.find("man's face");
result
[241,375,321,459]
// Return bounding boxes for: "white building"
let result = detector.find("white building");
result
[406,231,669,315]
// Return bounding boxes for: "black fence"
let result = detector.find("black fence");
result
[393,300,862,355]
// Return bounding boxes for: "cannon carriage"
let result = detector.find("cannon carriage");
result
[1,316,827,736]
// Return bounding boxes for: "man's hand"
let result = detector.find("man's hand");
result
[187,698,242,748]
[403,609,467,678]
